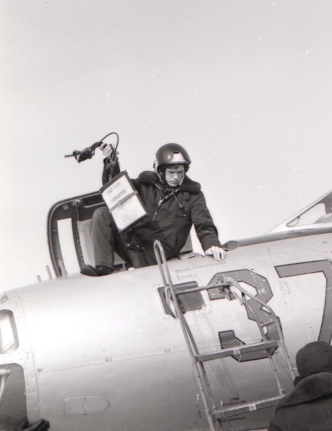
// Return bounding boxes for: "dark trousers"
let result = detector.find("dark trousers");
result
[92,207,156,270]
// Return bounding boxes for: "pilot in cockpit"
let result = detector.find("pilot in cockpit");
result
[81,143,226,276]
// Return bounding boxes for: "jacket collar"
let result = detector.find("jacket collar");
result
[138,171,201,194]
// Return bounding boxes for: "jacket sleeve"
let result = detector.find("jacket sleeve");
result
[102,158,121,185]
[102,161,109,185]
[190,191,221,251]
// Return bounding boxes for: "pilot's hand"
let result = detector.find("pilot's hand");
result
[100,143,114,159]
[205,246,226,261]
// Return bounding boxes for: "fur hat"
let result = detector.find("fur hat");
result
[296,341,332,380]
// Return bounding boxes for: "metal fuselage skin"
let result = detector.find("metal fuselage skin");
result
[1,228,332,430]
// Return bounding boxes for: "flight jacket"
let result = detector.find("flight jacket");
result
[103,167,221,260]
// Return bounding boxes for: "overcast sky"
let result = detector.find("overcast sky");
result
[1,0,332,290]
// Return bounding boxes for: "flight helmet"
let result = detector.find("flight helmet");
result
[154,143,191,169]
[154,143,191,183]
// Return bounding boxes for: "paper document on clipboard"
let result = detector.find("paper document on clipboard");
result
[101,171,147,232]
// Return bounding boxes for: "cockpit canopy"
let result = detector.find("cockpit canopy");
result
[269,190,332,233]
[223,190,332,250]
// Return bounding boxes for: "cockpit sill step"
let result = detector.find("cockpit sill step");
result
[212,395,284,420]
[196,341,278,362]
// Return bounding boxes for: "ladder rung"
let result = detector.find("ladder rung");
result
[174,283,229,296]
[196,341,278,362]
[257,321,278,331]
[213,395,284,420]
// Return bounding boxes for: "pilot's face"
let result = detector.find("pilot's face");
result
[165,165,185,187]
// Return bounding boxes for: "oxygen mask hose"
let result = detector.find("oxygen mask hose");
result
[64,131,119,164]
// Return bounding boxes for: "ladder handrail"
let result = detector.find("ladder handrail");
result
[216,277,295,382]
[153,240,295,429]
[163,275,295,382]
[153,240,220,431]
[222,278,295,395]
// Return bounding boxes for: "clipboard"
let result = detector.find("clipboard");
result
[100,171,147,232]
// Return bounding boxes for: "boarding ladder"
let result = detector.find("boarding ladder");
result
[153,240,295,431]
